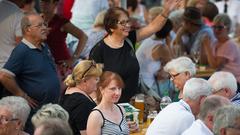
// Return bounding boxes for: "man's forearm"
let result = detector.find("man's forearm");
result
[0,72,25,97]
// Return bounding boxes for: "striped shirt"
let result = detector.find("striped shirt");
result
[92,105,129,135]
[231,92,240,106]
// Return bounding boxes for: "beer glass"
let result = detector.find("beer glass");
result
[134,94,144,124]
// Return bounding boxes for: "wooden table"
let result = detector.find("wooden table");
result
[195,66,215,78]
[130,122,148,135]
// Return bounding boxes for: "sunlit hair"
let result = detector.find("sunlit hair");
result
[31,103,69,127]
[0,96,30,127]
[164,56,196,76]
[64,60,103,87]
[148,6,163,20]
[208,71,237,94]
[213,105,240,135]
[94,10,106,27]
[183,78,212,100]
[213,13,232,32]
[199,95,230,121]
[96,71,124,103]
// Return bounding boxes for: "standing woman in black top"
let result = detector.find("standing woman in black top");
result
[89,0,183,102]
[59,60,102,135]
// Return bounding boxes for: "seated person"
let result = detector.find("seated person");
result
[213,105,240,135]
[203,14,240,90]
[33,118,73,135]
[0,96,30,135]
[31,103,69,127]
[146,78,212,135]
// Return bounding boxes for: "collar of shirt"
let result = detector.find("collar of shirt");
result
[22,38,45,49]
[179,99,192,113]
[196,119,213,135]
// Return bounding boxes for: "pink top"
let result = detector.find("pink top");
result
[213,39,240,83]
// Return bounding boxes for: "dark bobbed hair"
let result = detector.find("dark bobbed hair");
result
[104,7,129,35]
[127,0,138,12]
[202,2,219,21]
[155,19,173,39]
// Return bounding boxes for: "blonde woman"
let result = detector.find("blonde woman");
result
[87,71,138,135]
[59,60,102,135]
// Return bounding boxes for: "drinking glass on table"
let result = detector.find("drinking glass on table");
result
[160,96,172,110]
[191,50,200,64]
[134,94,144,124]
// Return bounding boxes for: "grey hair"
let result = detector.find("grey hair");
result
[21,13,39,34]
[208,71,237,94]
[164,56,196,76]
[35,118,73,135]
[213,14,232,32]
[183,78,212,100]
[199,95,230,120]
[0,96,30,127]
[31,103,69,127]
[213,105,240,135]
[169,9,184,30]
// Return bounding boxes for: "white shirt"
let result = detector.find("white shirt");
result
[182,119,213,135]
[136,36,163,88]
[146,100,195,135]
[0,0,23,67]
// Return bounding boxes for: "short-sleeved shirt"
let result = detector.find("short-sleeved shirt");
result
[59,93,97,135]
[2,39,60,104]
[213,39,240,83]
[46,14,71,62]
[146,100,195,135]
[89,31,139,103]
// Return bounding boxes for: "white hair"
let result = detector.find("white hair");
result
[169,9,184,28]
[164,56,196,76]
[183,78,212,100]
[213,105,240,135]
[0,96,30,127]
[32,103,69,127]
[208,71,237,94]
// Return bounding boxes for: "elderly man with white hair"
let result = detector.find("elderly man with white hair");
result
[182,95,231,135]
[164,56,196,99]
[213,105,240,135]
[208,71,240,105]
[146,78,212,135]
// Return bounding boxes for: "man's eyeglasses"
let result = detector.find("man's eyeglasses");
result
[0,116,18,124]
[212,25,227,31]
[117,20,131,26]
[29,22,48,28]
[81,61,96,79]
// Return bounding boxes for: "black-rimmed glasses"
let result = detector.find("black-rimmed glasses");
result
[169,73,181,80]
[212,25,227,31]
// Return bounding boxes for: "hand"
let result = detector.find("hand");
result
[23,94,39,109]
[164,0,184,12]
[127,121,139,132]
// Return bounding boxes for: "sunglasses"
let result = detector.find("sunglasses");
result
[212,25,227,31]
[117,20,131,26]
[81,61,97,79]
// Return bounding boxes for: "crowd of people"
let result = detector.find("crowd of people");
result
[0,0,240,135]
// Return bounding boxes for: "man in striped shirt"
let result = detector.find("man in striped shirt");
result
[208,71,240,106]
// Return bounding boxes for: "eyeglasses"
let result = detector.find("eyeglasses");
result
[29,22,48,28]
[81,61,97,79]
[117,20,131,26]
[169,73,181,80]
[0,115,18,124]
[212,25,227,31]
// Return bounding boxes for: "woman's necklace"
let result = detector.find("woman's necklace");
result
[107,35,124,48]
